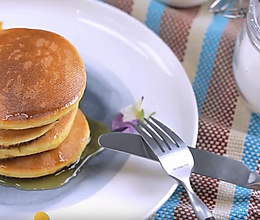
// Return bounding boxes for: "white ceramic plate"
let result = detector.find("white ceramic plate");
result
[0,0,198,219]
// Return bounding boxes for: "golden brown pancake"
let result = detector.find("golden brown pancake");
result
[0,121,58,147]
[0,109,89,178]
[0,107,78,159]
[0,28,86,129]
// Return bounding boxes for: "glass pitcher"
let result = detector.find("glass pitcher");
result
[233,0,260,113]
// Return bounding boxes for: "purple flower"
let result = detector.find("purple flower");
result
[112,97,155,134]
[112,113,137,133]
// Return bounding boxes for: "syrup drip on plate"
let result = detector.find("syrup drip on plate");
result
[0,117,109,190]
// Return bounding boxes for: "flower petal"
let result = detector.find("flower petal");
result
[112,114,138,133]
[120,105,138,122]
[112,114,125,130]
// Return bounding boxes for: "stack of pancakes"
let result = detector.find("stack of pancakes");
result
[0,28,89,178]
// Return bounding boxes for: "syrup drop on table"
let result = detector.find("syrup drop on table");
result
[0,116,109,190]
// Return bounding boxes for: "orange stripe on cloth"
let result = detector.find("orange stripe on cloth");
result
[172,11,245,220]
[196,16,246,220]
[105,0,134,14]
[200,18,244,128]
[159,7,199,62]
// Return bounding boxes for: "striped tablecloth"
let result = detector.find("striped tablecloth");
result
[98,0,259,219]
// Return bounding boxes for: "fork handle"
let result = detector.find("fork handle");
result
[179,179,215,220]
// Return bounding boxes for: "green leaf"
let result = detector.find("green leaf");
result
[139,109,145,121]
[147,111,156,119]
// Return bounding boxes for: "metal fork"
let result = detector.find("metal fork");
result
[131,117,215,220]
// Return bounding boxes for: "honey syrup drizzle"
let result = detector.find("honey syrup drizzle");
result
[0,117,109,190]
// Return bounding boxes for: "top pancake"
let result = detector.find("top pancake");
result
[0,28,86,129]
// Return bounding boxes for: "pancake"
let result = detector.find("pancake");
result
[0,107,78,159]
[0,28,86,129]
[0,121,58,147]
[0,109,89,178]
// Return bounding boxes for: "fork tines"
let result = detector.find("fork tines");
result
[131,117,186,153]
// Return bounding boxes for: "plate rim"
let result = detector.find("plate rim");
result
[0,0,199,219]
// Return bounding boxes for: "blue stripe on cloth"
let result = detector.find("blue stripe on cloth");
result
[192,0,234,116]
[155,185,184,219]
[229,113,260,219]
[145,1,166,35]
[192,13,230,116]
